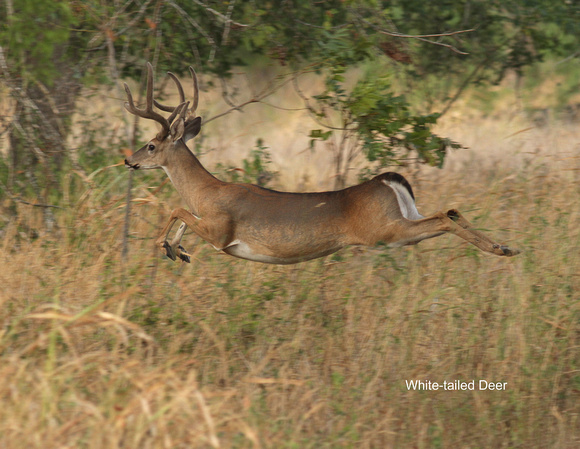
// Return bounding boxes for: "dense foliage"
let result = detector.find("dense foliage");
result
[1,0,579,202]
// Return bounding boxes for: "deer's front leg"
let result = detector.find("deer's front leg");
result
[156,209,199,263]
[156,208,234,263]
[168,222,190,262]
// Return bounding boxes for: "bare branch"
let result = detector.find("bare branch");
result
[11,120,47,162]
[151,2,164,70]
[438,56,492,117]
[204,72,297,124]
[408,36,470,55]
[117,0,155,34]
[221,0,237,46]
[292,74,352,132]
[218,76,243,111]
[354,13,473,55]
[376,28,475,40]
[374,26,473,55]
[293,18,349,31]
[86,0,155,50]
[555,50,580,66]
[0,179,62,209]
[0,47,63,152]
[203,99,260,125]
[191,0,248,28]
[166,0,217,62]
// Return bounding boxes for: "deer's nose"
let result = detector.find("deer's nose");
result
[125,159,140,170]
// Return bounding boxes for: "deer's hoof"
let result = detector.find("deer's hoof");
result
[501,245,521,257]
[494,244,521,257]
[162,241,177,261]
[177,245,191,263]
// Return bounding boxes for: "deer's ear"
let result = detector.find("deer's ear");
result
[170,118,185,142]
[183,117,202,143]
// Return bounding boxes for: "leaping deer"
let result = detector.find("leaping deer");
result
[123,63,520,264]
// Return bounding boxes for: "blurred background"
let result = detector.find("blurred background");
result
[0,1,579,448]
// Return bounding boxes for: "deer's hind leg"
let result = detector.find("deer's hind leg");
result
[391,210,520,257]
[444,209,520,256]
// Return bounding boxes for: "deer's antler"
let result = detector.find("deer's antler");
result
[154,66,199,122]
[124,62,173,139]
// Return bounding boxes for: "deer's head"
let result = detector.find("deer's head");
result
[124,63,202,170]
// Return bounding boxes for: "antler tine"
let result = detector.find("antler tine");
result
[145,62,155,111]
[189,66,199,118]
[123,82,138,112]
[167,101,189,125]
[154,72,185,113]
[150,67,199,121]
[123,62,170,138]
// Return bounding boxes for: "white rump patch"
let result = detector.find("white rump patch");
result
[382,179,424,220]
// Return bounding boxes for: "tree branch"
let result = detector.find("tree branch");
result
[167,0,217,62]
[221,0,237,46]
[204,72,297,124]
[0,179,62,209]
[191,0,248,28]
[354,13,473,55]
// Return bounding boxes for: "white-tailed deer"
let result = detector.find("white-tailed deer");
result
[124,63,520,264]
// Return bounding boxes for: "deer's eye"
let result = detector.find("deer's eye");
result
[148,144,155,152]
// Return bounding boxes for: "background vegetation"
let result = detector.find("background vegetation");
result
[1,1,579,447]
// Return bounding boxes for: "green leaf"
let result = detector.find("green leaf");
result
[309,130,332,141]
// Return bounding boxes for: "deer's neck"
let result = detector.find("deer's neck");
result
[162,143,221,211]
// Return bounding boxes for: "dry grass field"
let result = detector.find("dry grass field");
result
[1,81,579,448]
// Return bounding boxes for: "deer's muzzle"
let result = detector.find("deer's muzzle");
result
[125,159,140,170]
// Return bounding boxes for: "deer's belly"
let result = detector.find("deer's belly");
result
[221,239,341,265]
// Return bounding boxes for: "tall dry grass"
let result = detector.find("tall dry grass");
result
[1,104,579,448]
